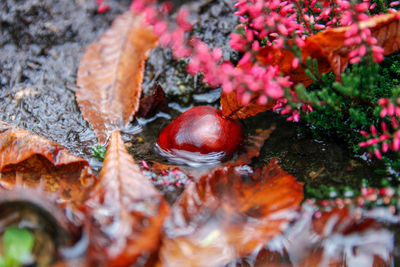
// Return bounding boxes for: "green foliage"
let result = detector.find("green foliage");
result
[292,52,400,159]
[305,184,354,199]
[0,227,35,267]
[91,144,106,162]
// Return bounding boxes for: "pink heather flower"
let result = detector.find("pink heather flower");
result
[390,1,400,7]
[378,98,390,106]
[371,125,378,136]
[97,3,110,13]
[374,149,382,160]
[291,57,299,68]
[176,8,193,32]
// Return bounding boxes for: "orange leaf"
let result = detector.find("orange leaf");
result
[257,12,400,86]
[220,90,276,119]
[158,159,303,267]
[84,130,169,267]
[298,208,391,266]
[233,124,276,165]
[76,12,158,143]
[0,120,96,205]
[233,207,392,266]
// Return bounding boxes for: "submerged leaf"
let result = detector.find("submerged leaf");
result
[232,206,393,267]
[0,121,96,205]
[299,208,393,266]
[158,159,303,267]
[84,130,169,267]
[76,12,158,143]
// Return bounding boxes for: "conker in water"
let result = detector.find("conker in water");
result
[156,106,244,165]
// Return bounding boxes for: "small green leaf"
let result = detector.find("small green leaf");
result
[91,144,106,161]
[3,227,34,265]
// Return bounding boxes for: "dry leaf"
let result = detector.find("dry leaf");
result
[76,12,158,143]
[231,12,400,119]
[0,121,96,205]
[258,12,400,85]
[158,159,303,267]
[220,90,276,119]
[297,208,392,267]
[137,84,169,118]
[84,130,169,267]
[232,207,393,267]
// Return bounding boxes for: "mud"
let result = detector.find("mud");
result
[0,0,131,159]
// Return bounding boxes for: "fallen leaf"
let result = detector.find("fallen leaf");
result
[137,84,169,118]
[233,12,400,119]
[76,12,158,143]
[0,187,81,247]
[258,12,400,85]
[298,207,392,266]
[84,130,169,267]
[233,124,276,166]
[220,90,276,119]
[0,121,96,205]
[232,206,393,267]
[158,159,303,267]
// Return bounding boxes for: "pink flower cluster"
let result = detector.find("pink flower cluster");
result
[96,0,110,14]
[359,98,400,159]
[340,2,385,64]
[131,0,295,105]
[129,0,391,119]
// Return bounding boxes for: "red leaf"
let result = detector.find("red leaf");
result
[76,12,158,143]
[84,130,169,267]
[158,159,303,267]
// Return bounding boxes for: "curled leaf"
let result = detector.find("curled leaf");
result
[0,121,96,205]
[76,12,158,143]
[158,159,303,267]
[137,84,169,118]
[84,130,169,267]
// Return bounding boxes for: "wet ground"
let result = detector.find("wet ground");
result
[0,0,398,265]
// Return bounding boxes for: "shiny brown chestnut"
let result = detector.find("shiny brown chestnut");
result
[156,106,244,166]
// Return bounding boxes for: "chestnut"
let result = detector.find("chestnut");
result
[156,106,244,166]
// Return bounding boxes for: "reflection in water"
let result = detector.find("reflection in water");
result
[155,143,226,167]
[234,204,395,267]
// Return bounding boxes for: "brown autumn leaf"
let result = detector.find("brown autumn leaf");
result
[232,207,392,267]
[158,159,303,267]
[84,130,170,267]
[220,90,276,119]
[233,124,276,166]
[297,208,392,267]
[76,12,158,144]
[0,186,82,248]
[229,12,400,120]
[0,120,96,206]
[137,84,169,118]
[258,11,400,86]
